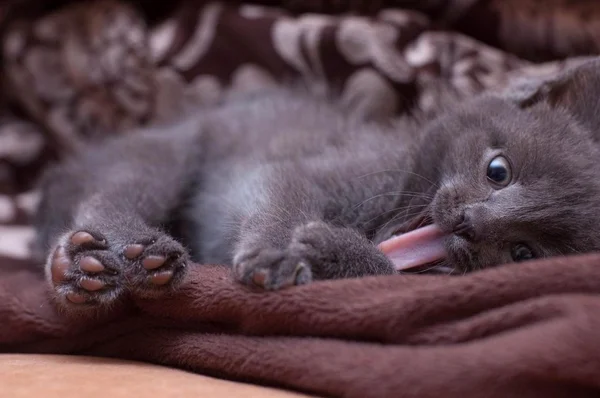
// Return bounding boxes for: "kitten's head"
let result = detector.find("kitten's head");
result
[425,58,600,271]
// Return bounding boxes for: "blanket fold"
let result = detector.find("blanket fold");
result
[3,253,600,397]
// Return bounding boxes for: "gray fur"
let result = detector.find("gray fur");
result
[34,59,600,311]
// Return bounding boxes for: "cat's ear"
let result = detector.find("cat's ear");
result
[507,59,600,134]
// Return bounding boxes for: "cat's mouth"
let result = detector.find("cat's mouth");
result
[376,211,452,274]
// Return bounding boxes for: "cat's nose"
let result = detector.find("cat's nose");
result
[453,212,478,242]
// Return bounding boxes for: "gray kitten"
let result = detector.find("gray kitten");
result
[34,59,600,314]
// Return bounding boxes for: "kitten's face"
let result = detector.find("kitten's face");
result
[427,96,600,271]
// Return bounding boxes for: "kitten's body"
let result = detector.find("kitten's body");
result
[34,59,600,313]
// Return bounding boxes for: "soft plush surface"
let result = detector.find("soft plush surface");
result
[1,1,600,397]
[2,254,600,397]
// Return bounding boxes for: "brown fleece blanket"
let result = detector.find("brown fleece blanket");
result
[3,253,600,397]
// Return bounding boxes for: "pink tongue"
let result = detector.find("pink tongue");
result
[377,224,448,271]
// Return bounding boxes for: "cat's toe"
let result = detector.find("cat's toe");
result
[233,247,313,290]
[70,231,106,247]
[46,231,125,312]
[123,235,189,298]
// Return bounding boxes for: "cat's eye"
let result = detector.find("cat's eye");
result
[486,155,512,187]
[511,243,534,262]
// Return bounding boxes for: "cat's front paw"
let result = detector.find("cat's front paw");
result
[46,228,189,313]
[233,221,395,290]
[233,246,313,291]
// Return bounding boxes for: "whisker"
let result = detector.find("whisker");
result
[349,192,434,212]
[411,263,446,274]
[403,184,437,225]
[362,204,430,230]
[356,168,440,189]
[377,206,428,233]
[401,260,455,275]
[562,244,581,255]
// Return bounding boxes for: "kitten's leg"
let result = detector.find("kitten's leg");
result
[230,164,397,290]
[234,219,395,290]
[36,126,199,312]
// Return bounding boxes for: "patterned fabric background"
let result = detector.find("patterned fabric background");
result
[0,0,599,266]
